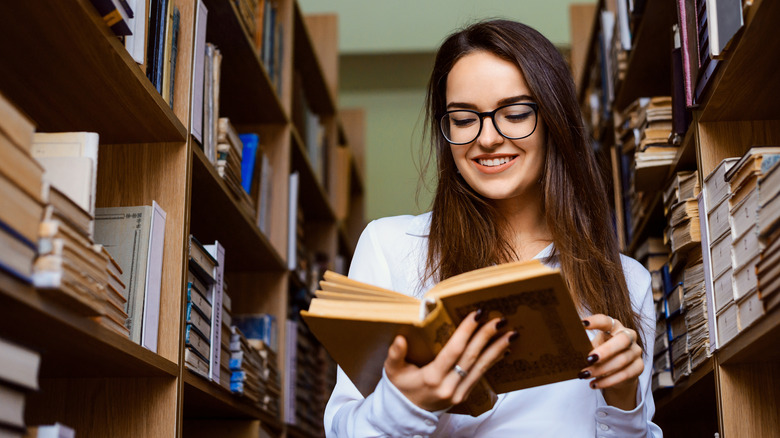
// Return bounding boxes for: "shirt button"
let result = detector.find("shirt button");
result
[424,419,435,426]
[597,411,607,417]
[599,423,610,431]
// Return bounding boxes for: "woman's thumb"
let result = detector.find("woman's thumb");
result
[385,335,407,368]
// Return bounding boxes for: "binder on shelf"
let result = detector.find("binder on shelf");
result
[190,0,208,146]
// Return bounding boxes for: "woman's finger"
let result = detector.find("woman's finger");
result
[451,330,516,403]
[584,343,642,379]
[440,317,513,389]
[384,335,410,375]
[589,355,644,389]
[428,310,484,377]
[582,314,622,336]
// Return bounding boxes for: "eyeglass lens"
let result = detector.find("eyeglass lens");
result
[440,103,536,144]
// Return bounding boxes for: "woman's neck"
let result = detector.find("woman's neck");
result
[491,190,552,261]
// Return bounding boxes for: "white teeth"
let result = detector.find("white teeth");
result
[477,157,513,167]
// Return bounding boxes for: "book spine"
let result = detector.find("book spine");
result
[140,201,166,353]
[205,241,225,384]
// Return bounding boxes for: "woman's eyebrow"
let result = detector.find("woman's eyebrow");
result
[446,94,534,110]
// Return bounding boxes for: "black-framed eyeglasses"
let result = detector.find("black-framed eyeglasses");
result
[439,102,539,145]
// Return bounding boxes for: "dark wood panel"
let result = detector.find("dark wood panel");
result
[0,0,185,143]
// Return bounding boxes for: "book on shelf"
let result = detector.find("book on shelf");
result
[93,201,167,351]
[255,148,273,237]
[190,0,208,146]
[287,171,300,272]
[238,133,259,195]
[203,241,225,384]
[0,129,44,206]
[233,313,278,353]
[123,0,148,65]
[676,0,700,108]
[0,92,35,153]
[23,423,76,438]
[202,43,223,164]
[693,0,719,103]
[31,132,99,219]
[0,336,41,438]
[301,259,593,417]
[164,6,180,109]
[42,183,92,239]
[188,235,217,282]
[89,0,133,36]
[671,24,692,139]
[706,0,744,58]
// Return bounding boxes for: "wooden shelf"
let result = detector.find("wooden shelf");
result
[0,272,178,378]
[655,357,715,413]
[183,371,283,430]
[202,0,287,125]
[699,0,780,121]
[190,144,285,272]
[0,0,186,143]
[291,130,336,222]
[612,0,677,111]
[715,301,780,365]
[293,3,336,117]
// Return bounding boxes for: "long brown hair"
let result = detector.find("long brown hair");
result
[423,20,644,347]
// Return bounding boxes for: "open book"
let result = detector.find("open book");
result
[300,259,593,416]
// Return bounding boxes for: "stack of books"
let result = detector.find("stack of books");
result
[233,313,281,417]
[725,147,780,334]
[661,170,708,383]
[216,118,254,218]
[632,97,677,192]
[293,323,328,435]
[0,93,44,289]
[703,158,740,346]
[757,158,780,312]
[99,246,129,335]
[0,337,40,438]
[184,235,217,379]
[202,43,223,166]
[229,327,266,410]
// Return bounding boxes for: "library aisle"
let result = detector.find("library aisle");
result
[0,0,364,437]
[572,0,780,437]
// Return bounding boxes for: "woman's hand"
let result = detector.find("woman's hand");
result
[384,310,517,412]
[580,314,644,411]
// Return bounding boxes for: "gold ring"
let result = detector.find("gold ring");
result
[453,364,468,378]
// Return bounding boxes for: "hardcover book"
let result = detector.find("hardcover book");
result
[300,259,593,416]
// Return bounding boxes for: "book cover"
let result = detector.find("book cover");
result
[123,0,148,64]
[0,172,44,245]
[300,259,593,416]
[0,337,40,391]
[90,0,133,36]
[31,132,99,217]
[0,91,35,152]
[190,0,208,146]
[94,202,167,349]
[238,133,259,194]
[204,241,225,384]
[287,171,299,271]
[706,0,743,59]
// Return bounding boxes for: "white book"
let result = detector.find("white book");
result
[93,202,167,351]
[31,132,99,217]
[0,337,40,391]
[123,0,148,64]
[190,0,208,146]
[29,423,75,438]
[287,171,300,271]
[204,241,224,383]
[706,0,744,58]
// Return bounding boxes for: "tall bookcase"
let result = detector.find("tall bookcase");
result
[573,1,780,437]
[0,1,365,437]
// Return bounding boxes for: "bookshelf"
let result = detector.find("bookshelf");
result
[575,1,780,437]
[0,1,364,437]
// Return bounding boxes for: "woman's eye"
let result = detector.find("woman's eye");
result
[452,117,477,127]
[504,112,531,122]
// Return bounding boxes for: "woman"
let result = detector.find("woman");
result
[324,19,661,437]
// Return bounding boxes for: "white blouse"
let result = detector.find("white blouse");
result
[323,213,663,437]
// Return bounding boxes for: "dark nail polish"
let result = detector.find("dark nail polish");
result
[590,382,597,389]
[504,349,511,357]
[587,354,599,365]
[496,318,508,330]
[582,320,590,327]
[474,308,484,322]
[508,331,519,343]
[578,370,591,379]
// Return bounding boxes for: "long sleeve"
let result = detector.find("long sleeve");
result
[323,219,442,437]
[590,256,663,437]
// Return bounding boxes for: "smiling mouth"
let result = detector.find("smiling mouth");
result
[474,156,517,167]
